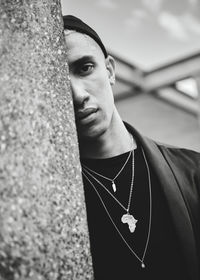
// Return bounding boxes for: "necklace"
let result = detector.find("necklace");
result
[83,150,138,233]
[82,137,134,193]
[82,147,152,269]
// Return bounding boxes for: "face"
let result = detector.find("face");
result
[65,31,116,141]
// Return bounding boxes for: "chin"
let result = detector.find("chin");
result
[78,124,107,141]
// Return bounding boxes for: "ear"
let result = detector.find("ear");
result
[105,55,115,85]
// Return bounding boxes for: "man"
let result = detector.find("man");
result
[63,15,200,280]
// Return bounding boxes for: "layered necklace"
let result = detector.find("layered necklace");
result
[82,149,132,193]
[82,139,152,268]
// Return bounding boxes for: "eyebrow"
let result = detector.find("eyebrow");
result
[68,56,94,68]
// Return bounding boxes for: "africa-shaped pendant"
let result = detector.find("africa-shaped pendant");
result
[112,181,116,192]
[121,213,138,233]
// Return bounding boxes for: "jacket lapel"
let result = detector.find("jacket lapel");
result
[125,123,199,280]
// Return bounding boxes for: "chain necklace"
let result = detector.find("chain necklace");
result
[82,147,152,269]
[82,137,134,193]
[82,150,137,232]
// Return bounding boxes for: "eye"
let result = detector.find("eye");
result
[78,63,94,76]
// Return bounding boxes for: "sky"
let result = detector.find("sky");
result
[61,0,200,71]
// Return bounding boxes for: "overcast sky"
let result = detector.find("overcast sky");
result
[61,0,200,71]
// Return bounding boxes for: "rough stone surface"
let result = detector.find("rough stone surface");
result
[0,1,93,279]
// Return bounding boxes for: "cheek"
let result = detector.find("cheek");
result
[85,69,114,108]
[91,72,112,97]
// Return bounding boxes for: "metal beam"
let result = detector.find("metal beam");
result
[113,52,200,92]
[143,54,200,91]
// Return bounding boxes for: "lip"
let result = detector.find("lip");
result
[76,108,98,120]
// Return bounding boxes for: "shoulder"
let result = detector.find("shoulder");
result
[124,120,200,170]
[157,144,200,193]
[157,143,200,168]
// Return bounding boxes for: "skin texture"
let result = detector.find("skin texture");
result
[65,31,136,158]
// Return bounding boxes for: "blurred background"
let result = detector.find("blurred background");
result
[61,0,200,151]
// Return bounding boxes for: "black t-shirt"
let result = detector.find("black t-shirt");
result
[81,145,188,280]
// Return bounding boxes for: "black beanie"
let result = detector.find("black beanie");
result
[63,15,108,58]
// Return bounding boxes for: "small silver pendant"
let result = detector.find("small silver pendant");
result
[112,181,116,192]
[141,262,145,268]
[121,213,138,233]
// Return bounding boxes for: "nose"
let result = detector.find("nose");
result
[70,77,89,108]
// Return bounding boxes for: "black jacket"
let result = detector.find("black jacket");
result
[125,122,200,280]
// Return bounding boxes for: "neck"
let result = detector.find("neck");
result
[79,113,137,159]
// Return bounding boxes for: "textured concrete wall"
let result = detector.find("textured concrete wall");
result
[0,1,93,279]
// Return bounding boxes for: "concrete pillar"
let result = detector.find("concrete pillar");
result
[0,1,93,279]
